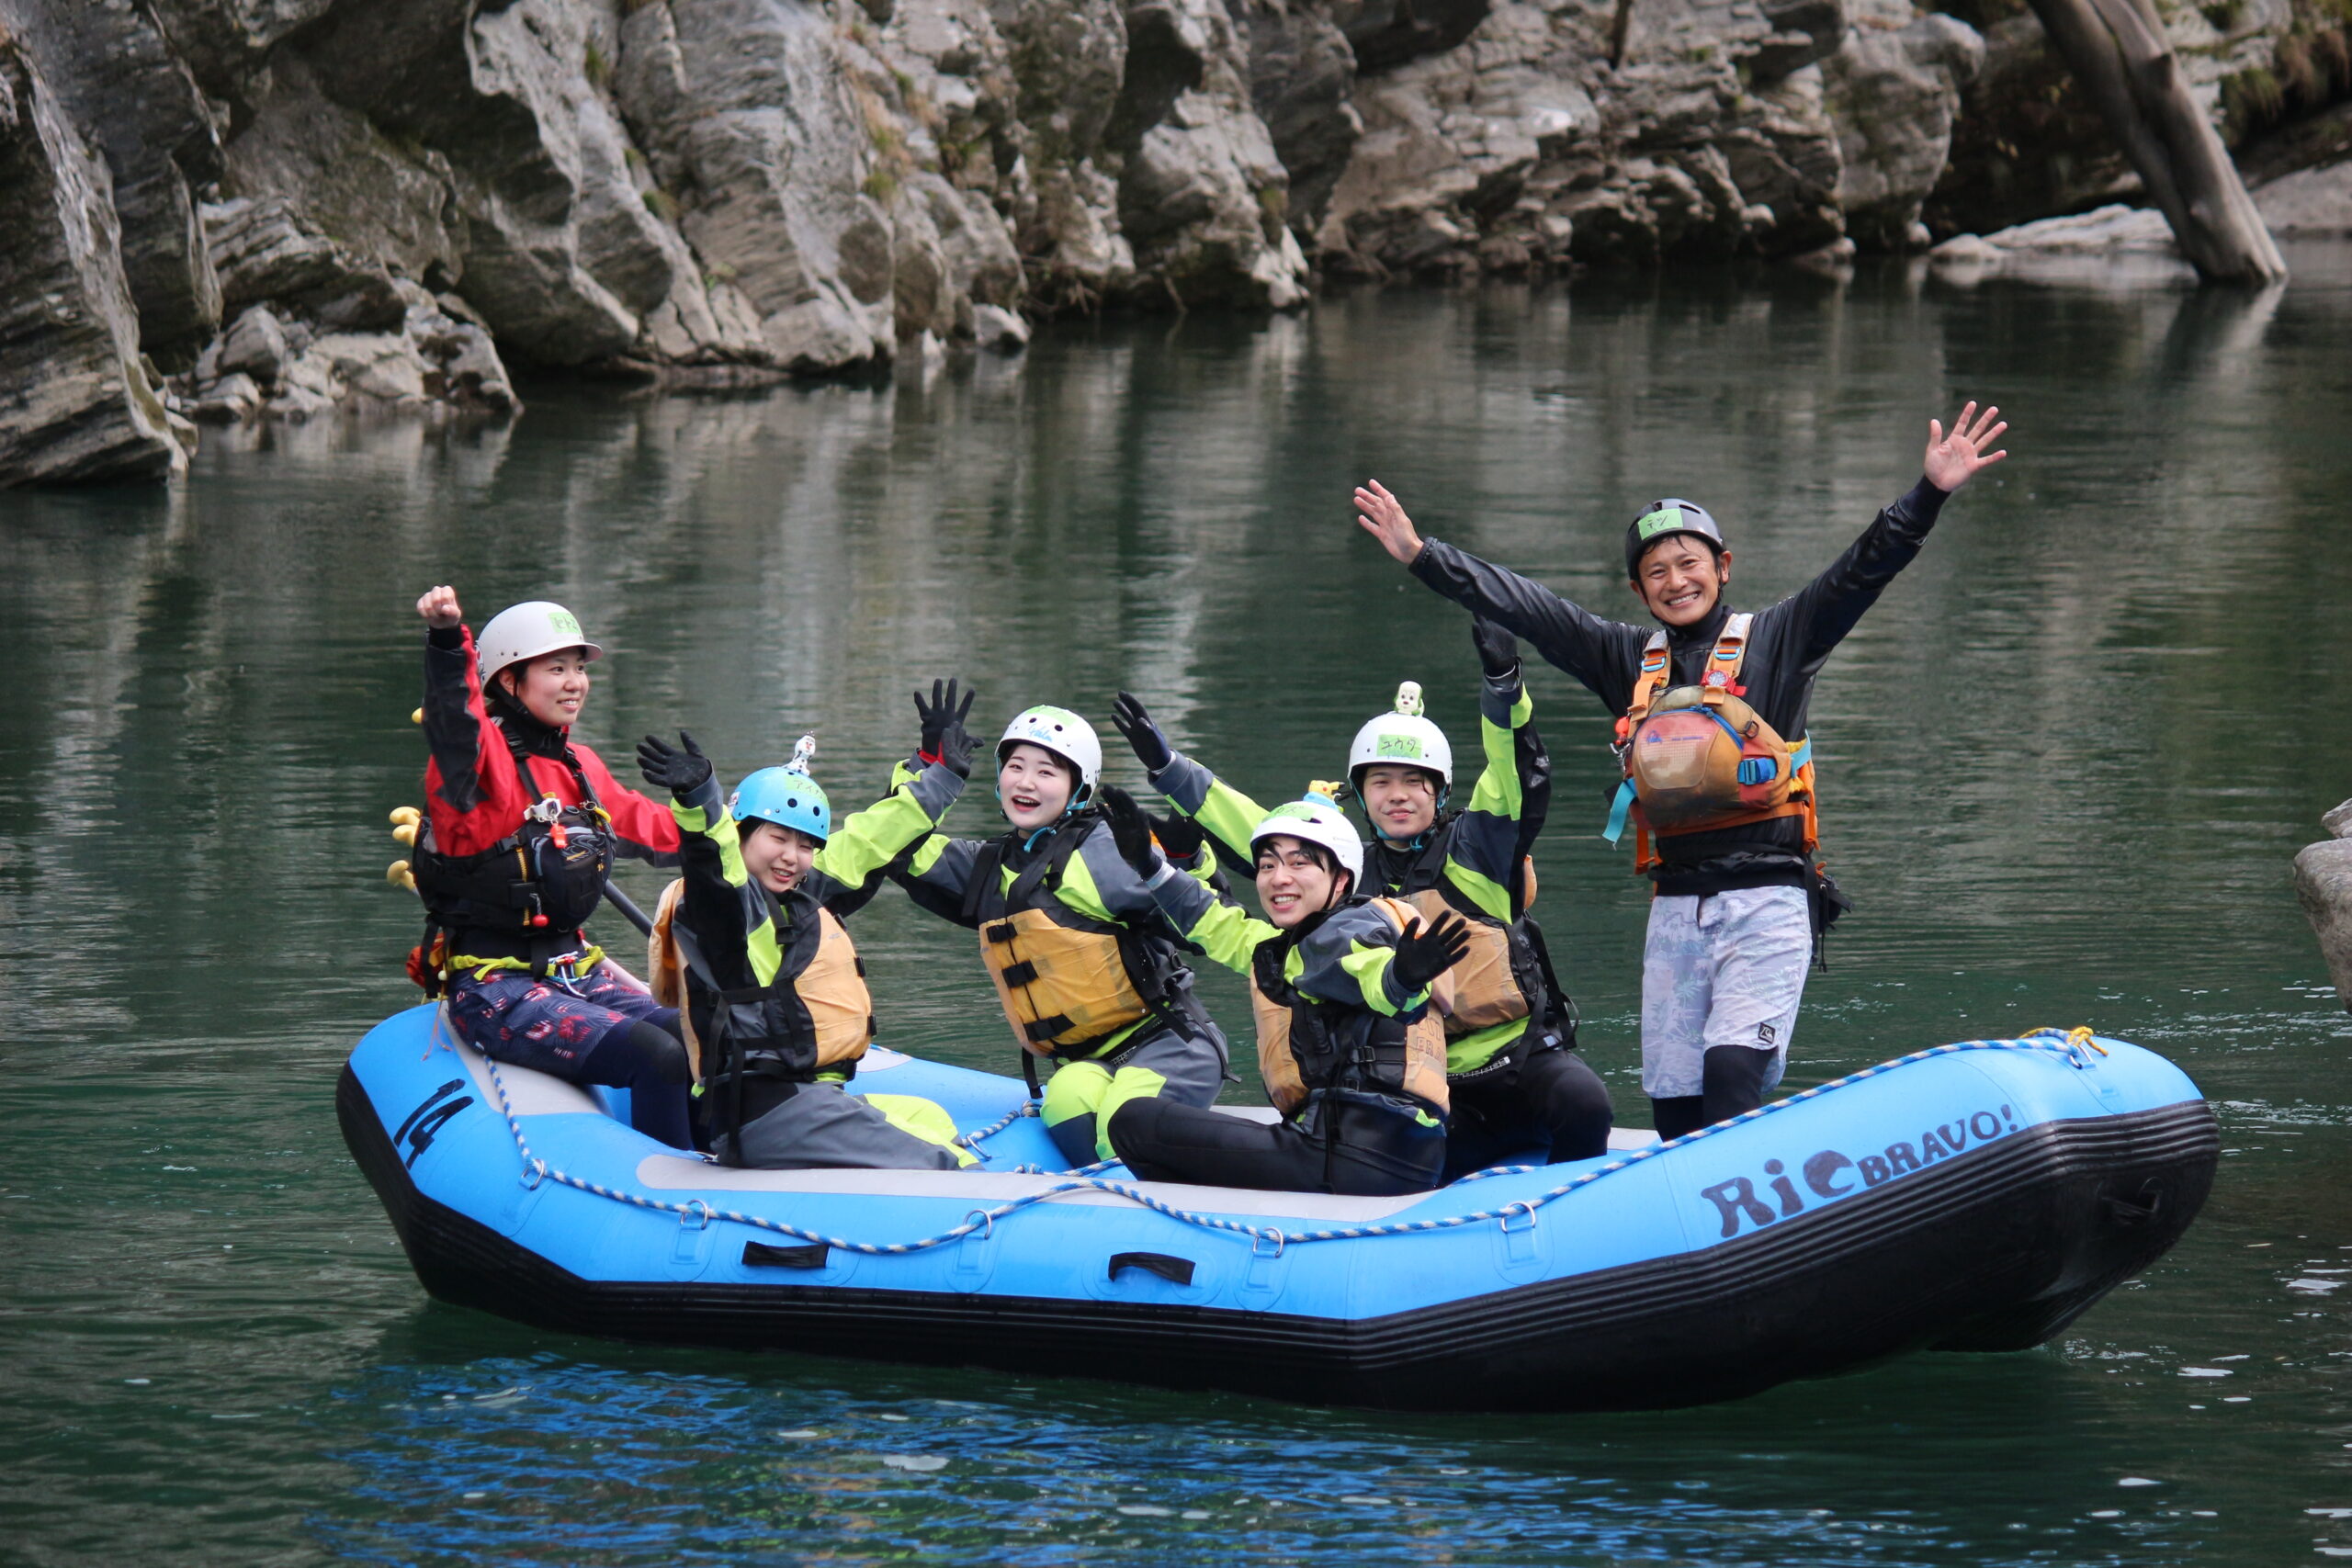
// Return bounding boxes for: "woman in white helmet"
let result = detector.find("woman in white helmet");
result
[1102,792,1472,1194]
[1110,620,1615,1177]
[407,586,693,1148]
[888,705,1235,1168]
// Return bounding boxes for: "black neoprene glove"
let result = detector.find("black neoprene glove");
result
[637,731,713,797]
[1148,810,1204,862]
[1109,691,1173,774]
[1098,784,1159,877]
[1390,911,1473,993]
[913,677,976,772]
[1471,616,1520,680]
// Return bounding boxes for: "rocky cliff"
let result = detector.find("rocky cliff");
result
[1,0,2343,487]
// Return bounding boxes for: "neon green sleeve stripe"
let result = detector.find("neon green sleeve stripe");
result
[1442,858,1511,921]
[906,833,948,876]
[1466,702,1528,822]
[1051,851,1118,925]
[813,775,940,887]
[1341,940,1418,1016]
[1193,775,1269,867]
[673,796,752,888]
[1180,897,1276,975]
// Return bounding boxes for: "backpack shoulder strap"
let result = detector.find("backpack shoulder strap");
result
[1701,612,1754,704]
[1625,630,1672,723]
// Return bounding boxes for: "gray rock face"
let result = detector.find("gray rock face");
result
[0,29,184,486]
[1231,0,1362,237]
[220,54,464,290]
[1331,0,1489,70]
[294,0,669,366]
[2325,797,2352,840]
[2,0,224,367]
[2297,834,2352,1013]
[1822,0,1983,251]
[1320,0,1846,277]
[1109,0,1308,307]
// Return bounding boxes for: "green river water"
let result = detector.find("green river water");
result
[5,249,2352,1566]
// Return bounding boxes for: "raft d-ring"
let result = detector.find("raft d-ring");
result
[1498,1201,1538,1234]
[519,1158,548,1190]
[1251,1229,1287,1259]
[962,1209,994,1241]
[680,1199,714,1232]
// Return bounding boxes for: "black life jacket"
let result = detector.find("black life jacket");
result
[412,725,616,952]
[1250,897,1450,1117]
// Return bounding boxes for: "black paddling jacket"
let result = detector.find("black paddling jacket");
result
[1408,479,1948,897]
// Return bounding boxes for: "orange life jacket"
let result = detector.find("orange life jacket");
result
[1250,897,1453,1117]
[1604,612,1817,874]
[1398,858,1539,1037]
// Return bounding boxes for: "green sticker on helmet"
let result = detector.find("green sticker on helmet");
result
[1635,506,1684,541]
[548,609,582,637]
[1376,735,1424,760]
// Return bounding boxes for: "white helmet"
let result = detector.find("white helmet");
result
[1250,793,1364,893]
[998,705,1102,802]
[477,601,602,684]
[1347,682,1453,791]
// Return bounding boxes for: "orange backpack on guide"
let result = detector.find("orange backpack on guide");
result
[1602,613,1817,873]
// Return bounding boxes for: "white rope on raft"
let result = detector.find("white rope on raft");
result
[469,1028,2111,1258]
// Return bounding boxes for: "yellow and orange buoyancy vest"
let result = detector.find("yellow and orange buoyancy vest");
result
[967,824,1182,1059]
[648,878,875,1080]
[1603,612,1816,874]
[1250,897,1453,1117]
[1396,856,1540,1037]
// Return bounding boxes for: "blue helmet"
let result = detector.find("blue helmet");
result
[729,735,831,843]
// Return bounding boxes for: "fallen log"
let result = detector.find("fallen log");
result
[2023,0,2287,283]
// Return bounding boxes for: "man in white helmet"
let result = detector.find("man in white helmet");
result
[1110,618,1615,1175]
[1102,792,1473,1194]
[408,587,693,1148]
[1351,403,2011,1140]
[888,704,1235,1168]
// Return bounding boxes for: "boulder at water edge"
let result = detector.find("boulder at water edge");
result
[2296,799,2352,1013]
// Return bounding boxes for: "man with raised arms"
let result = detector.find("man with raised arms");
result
[1351,405,2011,1140]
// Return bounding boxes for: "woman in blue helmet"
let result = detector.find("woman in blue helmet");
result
[633,681,980,1169]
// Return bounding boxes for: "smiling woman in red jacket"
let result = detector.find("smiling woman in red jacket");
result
[408,585,692,1147]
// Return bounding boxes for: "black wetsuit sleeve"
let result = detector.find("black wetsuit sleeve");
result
[423,625,485,814]
[1769,474,1947,677]
[1408,539,1653,712]
[1752,479,1949,688]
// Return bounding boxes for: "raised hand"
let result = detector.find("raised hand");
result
[1390,911,1473,993]
[1109,691,1173,773]
[1353,479,1425,565]
[912,677,975,756]
[1148,809,1204,862]
[1923,401,2010,492]
[1098,784,1160,877]
[415,585,462,629]
[636,731,713,796]
[1471,616,1519,679]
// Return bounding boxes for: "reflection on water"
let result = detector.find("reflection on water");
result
[3,247,2352,1565]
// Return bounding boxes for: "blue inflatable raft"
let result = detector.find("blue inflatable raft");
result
[339,1005,2214,1412]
